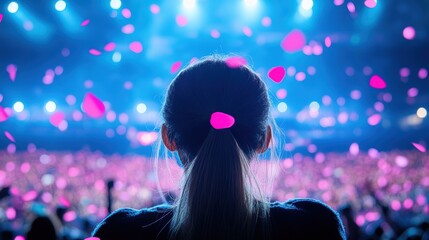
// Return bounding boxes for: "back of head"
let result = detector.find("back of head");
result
[162,57,271,240]
[27,216,57,240]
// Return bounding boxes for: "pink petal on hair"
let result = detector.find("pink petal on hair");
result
[50,111,65,127]
[82,93,105,118]
[104,42,116,52]
[6,64,17,82]
[171,61,182,74]
[0,106,9,122]
[84,238,100,240]
[369,75,386,89]
[268,66,286,83]
[81,19,90,26]
[5,131,15,143]
[210,112,235,130]
[281,30,306,53]
[225,56,247,68]
[89,49,101,56]
[412,142,426,152]
[129,41,143,53]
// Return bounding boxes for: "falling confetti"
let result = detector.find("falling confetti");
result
[225,56,247,68]
[81,19,90,26]
[6,64,17,82]
[281,30,306,53]
[0,106,9,122]
[412,142,426,152]
[104,42,116,52]
[50,111,65,127]
[176,15,188,27]
[369,75,386,89]
[0,14,3,23]
[268,66,286,83]
[210,112,235,130]
[368,114,382,126]
[347,2,356,13]
[364,0,377,8]
[89,49,102,56]
[82,93,105,118]
[171,61,182,73]
[5,131,15,143]
[129,41,143,53]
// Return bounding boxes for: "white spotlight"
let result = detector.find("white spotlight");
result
[13,101,24,113]
[417,107,427,119]
[7,2,19,13]
[136,103,147,114]
[55,0,66,11]
[110,0,121,10]
[301,0,313,10]
[244,0,258,6]
[183,0,196,8]
[45,101,57,113]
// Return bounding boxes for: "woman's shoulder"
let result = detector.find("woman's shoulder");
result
[92,204,173,240]
[269,198,346,240]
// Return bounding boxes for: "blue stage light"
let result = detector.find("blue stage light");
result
[7,2,19,14]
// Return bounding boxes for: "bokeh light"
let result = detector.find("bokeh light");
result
[45,101,57,113]
[7,2,19,14]
[55,0,67,12]
[13,101,24,113]
[417,107,427,119]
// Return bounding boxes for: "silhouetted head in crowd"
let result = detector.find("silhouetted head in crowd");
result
[161,57,273,240]
[26,216,57,240]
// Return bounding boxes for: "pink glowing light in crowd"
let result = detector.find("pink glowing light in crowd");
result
[85,238,100,240]
[129,41,143,53]
[50,111,65,127]
[81,19,90,26]
[320,117,336,127]
[276,89,287,99]
[400,67,410,77]
[364,0,377,8]
[349,143,359,156]
[281,30,306,53]
[210,112,235,129]
[22,190,38,202]
[122,8,132,18]
[403,26,415,40]
[295,72,306,81]
[43,69,55,85]
[6,208,16,220]
[355,215,365,227]
[368,114,382,126]
[418,68,428,79]
[324,36,332,47]
[337,112,348,124]
[0,106,9,121]
[347,2,355,13]
[7,64,17,81]
[59,196,71,207]
[417,195,427,206]
[333,0,344,6]
[261,16,271,27]
[210,29,220,38]
[412,142,426,152]
[268,66,286,83]
[403,198,414,209]
[89,49,101,56]
[5,131,15,142]
[82,93,106,118]
[171,61,182,73]
[21,162,30,173]
[104,42,116,52]
[137,132,158,146]
[225,56,247,68]
[374,102,384,112]
[407,88,418,98]
[64,211,77,222]
[395,155,408,168]
[369,75,386,89]
[350,90,361,100]
[14,236,25,240]
[176,15,188,27]
[122,24,135,34]
[242,26,253,37]
[150,4,160,14]
[365,212,380,222]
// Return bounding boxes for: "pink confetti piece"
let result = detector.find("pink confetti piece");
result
[122,24,135,34]
[89,49,101,56]
[64,210,76,222]
[268,66,286,83]
[368,114,382,126]
[0,14,3,23]
[176,15,188,27]
[129,41,143,53]
[6,64,17,82]
[171,61,182,73]
[210,112,235,130]
[122,8,132,18]
[364,0,377,8]
[403,26,415,40]
[22,190,37,202]
[104,42,116,52]
[412,142,426,152]
[82,93,105,118]
[369,75,386,89]
[0,106,9,122]
[225,56,247,68]
[150,4,160,14]
[81,19,90,26]
[324,36,332,47]
[49,111,65,127]
[281,30,306,53]
[4,131,15,143]
[242,26,253,37]
[84,238,100,240]
[347,2,356,13]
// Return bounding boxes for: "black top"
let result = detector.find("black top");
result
[92,198,346,240]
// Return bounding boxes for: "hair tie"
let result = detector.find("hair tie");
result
[210,112,235,130]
